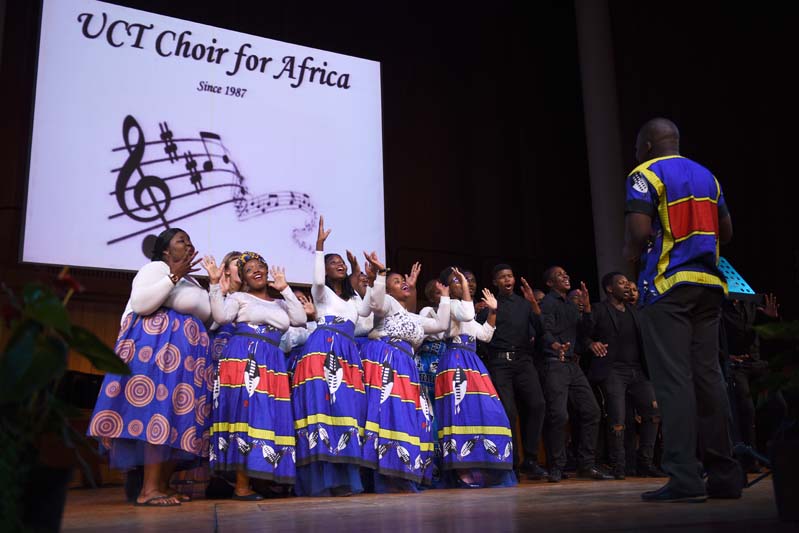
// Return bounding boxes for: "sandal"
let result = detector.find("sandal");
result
[231,492,265,501]
[167,491,192,502]
[134,495,181,507]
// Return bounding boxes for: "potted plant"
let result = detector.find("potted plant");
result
[753,320,799,522]
[0,268,130,531]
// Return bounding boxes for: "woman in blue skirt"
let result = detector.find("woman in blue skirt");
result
[416,279,449,484]
[203,252,306,500]
[360,253,450,492]
[435,268,517,488]
[88,228,212,507]
[292,216,372,496]
[209,251,242,426]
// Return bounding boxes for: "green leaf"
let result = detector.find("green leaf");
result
[68,325,131,375]
[0,335,67,404]
[22,283,72,336]
[0,321,41,399]
[754,321,799,341]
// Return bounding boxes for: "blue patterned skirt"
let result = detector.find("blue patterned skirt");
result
[361,337,435,491]
[291,316,367,496]
[210,323,296,484]
[88,309,212,469]
[434,335,516,488]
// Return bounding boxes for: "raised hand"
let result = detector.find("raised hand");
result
[452,267,471,300]
[760,293,780,319]
[364,261,377,284]
[172,250,201,280]
[406,262,421,289]
[520,276,542,315]
[346,250,361,275]
[577,281,591,311]
[363,250,385,272]
[520,277,534,301]
[589,341,609,357]
[316,215,332,251]
[435,280,450,298]
[201,255,222,284]
[296,291,316,319]
[481,288,498,311]
[268,266,289,292]
[219,270,231,295]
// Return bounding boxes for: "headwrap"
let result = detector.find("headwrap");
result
[237,251,268,280]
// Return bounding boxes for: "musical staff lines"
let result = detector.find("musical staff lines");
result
[107,114,318,255]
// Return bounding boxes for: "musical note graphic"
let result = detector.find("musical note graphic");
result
[159,122,178,163]
[199,131,228,171]
[184,151,203,193]
[107,115,318,257]
[115,116,172,227]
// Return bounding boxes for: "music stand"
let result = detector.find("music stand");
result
[720,256,772,488]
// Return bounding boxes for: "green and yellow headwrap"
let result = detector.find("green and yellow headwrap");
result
[238,251,268,280]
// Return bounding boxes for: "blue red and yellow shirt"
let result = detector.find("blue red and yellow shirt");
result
[625,155,729,306]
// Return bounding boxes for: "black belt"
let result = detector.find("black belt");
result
[545,355,580,363]
[448,342,477,354]
[233,331,281,348]
[488,350,530,361]
[316,324,355,343]
[387,341,414,358]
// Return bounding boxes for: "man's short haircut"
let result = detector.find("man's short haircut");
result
[492,263,513,279]
[542,265,560,286]
[601,271,625,294]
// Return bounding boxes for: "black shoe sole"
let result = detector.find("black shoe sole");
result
[641,494,707,503]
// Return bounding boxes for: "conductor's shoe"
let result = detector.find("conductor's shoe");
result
[641,483,707,503]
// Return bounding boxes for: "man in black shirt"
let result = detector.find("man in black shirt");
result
[586,272,663,479]
[721,294,778,470]
[477,264,547,479]
[540,266,611,481]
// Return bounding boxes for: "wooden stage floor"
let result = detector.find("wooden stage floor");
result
[61,475,791,532]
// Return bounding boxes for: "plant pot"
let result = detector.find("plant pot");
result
[771,438,799,522]
[21,465,73,531]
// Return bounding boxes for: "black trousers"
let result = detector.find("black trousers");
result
[600,365,658,471]
[730,368,757,448]
[485,353,546,467]
[542,359,600,470]
[639,285,742,494]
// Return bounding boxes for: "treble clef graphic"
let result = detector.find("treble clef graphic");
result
[115,116,172,230]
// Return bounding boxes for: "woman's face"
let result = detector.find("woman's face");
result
[386,272,409,301]
[325,254,347,281]
[447,273,464,300]
[226,258,242,290]
[463,271,477,298]
[627,282,639,304]
[242,259,268,291]
[163,231,194,264]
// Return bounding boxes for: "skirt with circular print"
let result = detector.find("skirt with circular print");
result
[291,316,367,496]
[361,337,435,491]
[434,335,516,487]
[210,323,296,484]
[88,308,212,469]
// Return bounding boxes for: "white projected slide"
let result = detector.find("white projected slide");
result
[23,0,384,284]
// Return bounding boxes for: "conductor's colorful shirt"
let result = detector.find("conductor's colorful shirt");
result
[625,155,729,306]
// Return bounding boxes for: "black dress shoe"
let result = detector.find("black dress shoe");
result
[641,483,707,503]
[577,466,614,480]
[638,464,668,478]
[706,479,743,500]
[525,463,548,481]
[548,468,562,483]
[611,466,626,480]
